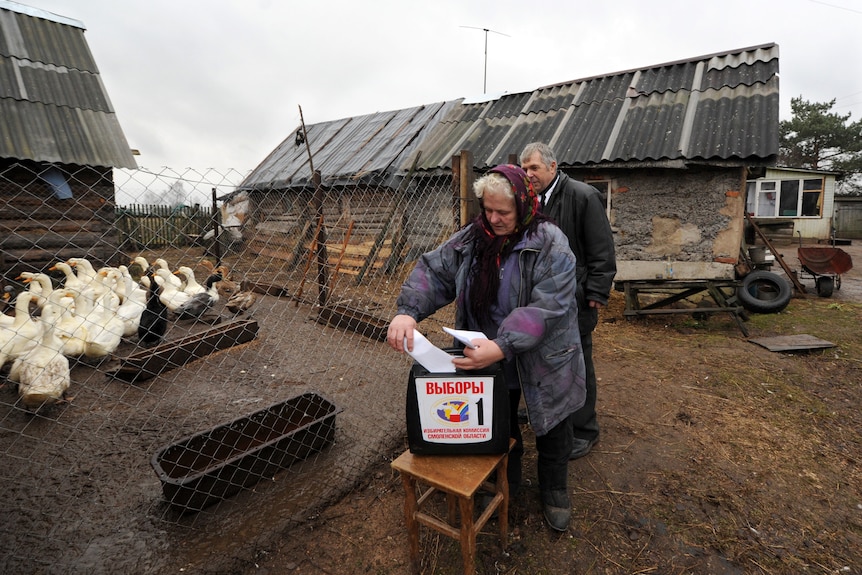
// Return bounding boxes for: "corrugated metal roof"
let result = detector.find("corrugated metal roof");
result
[238,101,460,190]
[241,43,779,190]
[0,2,136,168]
[416,43,779,171]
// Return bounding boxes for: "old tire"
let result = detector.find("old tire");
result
[738,271,792,314]
[816,276,835,297]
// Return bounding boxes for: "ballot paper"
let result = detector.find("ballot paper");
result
[442,327,487,349]
[405,330,457,373]
[406,327,490,372]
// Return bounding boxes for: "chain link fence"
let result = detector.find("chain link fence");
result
[0,162,462,574]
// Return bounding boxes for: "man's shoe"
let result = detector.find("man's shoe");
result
[541,489,570,532]
[569,437,597,460]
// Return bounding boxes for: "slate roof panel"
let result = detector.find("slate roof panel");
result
[0,3,135,168]
[606,91,689,162]
[244,43,779,189]
[239,102,457,190]
[687,83,780,159]
[524,83,579,115]
[552,98,627,165]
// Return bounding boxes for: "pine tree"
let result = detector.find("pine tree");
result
[779,97,862,194]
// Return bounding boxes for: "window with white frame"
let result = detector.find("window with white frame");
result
[746,177,824,218]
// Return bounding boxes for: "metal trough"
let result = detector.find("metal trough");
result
[150,392,341,513]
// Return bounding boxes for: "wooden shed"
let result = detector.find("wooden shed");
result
[0,2,137,279]
[237,43,780,286]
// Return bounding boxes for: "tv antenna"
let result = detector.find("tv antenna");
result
[460,26,510,93]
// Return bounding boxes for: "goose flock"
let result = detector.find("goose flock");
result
[1,256,253,410]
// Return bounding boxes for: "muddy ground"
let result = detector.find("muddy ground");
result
[244,240,862,575]
[1,240,860,575]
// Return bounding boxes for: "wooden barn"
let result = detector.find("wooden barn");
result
[0,2,137,279]
[237,43,780,293]
[235,102,462,282]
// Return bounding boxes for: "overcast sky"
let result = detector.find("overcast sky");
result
[22,0,862,178]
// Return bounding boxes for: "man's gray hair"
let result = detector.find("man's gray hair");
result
[520,142,557,167]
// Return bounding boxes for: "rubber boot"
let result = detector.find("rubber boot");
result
[541,489,570,532]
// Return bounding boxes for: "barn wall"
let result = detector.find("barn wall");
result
[577,166,745,282]
[244,177,454,280]
[0,160,118,279]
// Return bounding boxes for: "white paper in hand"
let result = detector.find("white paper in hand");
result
[405,329,456,373]
[442,327,487,349]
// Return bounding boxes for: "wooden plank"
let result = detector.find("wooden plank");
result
[619,279,749,335]
[748,334,836,352]
[246,242,299,262]
[108,319,259,382]
[745,212,807,294]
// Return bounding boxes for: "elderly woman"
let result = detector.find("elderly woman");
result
[387,164,586,531]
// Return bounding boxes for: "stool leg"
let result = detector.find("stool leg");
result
[401,474,421,575]
[458,495,476,575]
[497,453,509,549]
[447,492,458,525]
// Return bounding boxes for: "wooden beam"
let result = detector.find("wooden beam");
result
[745,212,806,294]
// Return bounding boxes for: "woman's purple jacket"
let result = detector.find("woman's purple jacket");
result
[396,221,586,436]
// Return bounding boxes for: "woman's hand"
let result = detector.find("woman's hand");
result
[452,339,504,370]
[387,314,417,352]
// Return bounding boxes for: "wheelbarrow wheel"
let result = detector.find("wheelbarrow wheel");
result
[815,276,834,297]
[738,270,792,314]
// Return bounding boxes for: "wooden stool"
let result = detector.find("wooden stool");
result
[391,439,515,575]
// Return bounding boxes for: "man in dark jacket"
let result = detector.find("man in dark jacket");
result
[520,142,617,459]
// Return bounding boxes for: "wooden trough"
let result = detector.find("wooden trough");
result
[150,392,341,512]
[316,303,388,341]
[108,319,259,382]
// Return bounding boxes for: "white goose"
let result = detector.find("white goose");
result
[53,288,90,358]
[153,269,191,312]
[129,256,150,282]
[67,257,99,285]
[154,258,183,289]
[175,266,206,296]
[119,266,147,306]
[17,272,53,309]
[102,269,146,337]
[0,292,42,370]
[82,289,125,359]
[50,261,85,291]
[9,302,70,409]
[67,258,111,297]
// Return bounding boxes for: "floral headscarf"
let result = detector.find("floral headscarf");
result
[468,164,549,324]
[484,164,539,237]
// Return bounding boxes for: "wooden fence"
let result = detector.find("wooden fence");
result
[115,204,216,250]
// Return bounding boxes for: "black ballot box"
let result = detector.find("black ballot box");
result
[406,357,510,455]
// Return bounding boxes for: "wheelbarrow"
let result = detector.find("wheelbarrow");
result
[796,234,853,297]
